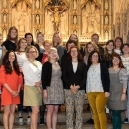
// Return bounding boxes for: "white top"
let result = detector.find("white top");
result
[22,60,42,86]
[86,63,104,93]
[72,62,78,73]
[114,49,122,55]
[15,52,27,68]
[121,56,129,75]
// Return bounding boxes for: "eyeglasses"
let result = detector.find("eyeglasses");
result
[28,51,36,54]
[71,50,77,53]
[113,57,119,61]
[92,55,98,58]
[50,52,57,54]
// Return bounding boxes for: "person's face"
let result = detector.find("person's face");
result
[26,35,33,44]
[112,57,120,65]
[69,35,78,42]
[49,50,58,60]
[10,29,17,39]
[91,35,99,44]
[67,43,75,51]
[70,48,78,58]
[44,43,51,52]
[106,42,114,51]
[20,39,27,49]
[53,33,61,45]
[27,48,37,59]
[91,53,99,63]
[87,44,94,53]
[122,45,129,54]
[9,52,15,63]
[115,39,122,48]
[37,34,44,43]
[0,36,3,45]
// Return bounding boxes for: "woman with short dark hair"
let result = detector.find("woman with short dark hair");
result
[63,46,87,129]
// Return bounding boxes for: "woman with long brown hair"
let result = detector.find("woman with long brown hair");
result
[0,50,22,129]
[63,46,87,129]
[107,53,128,129]
[2,26,18,51]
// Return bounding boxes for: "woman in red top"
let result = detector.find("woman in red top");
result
[0,50,22,129]
[38,40,52,64]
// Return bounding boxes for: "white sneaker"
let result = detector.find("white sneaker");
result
[18,117,23,125]
[27,117,31,124]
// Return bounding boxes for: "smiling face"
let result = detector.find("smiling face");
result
[122,45,129,54]
[37,34,44,43]
[115,39,122,48]
[19,39,27,50]
[91,52,99,64]
[53,33,61,46]
[27,48,37,59]
[26,35,33,45]
[9,52,15,63]
[106,42,114,51]
[44,42,52,52]
[69,34,78,42]
[70,47,78,58]
[10,29,17,40]
[49,49,58,61]
[87,44,94,53]
[112,56,120,65]
[91,35,99,44]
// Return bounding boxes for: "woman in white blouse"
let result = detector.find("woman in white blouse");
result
[22,46,42,129]
[86,50,110,129]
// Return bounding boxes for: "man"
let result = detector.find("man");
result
[91,33,104,57]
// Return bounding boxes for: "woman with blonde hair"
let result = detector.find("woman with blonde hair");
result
[84,42,99,65]
[2,26,18,51]
[42,48,64,129]
[22,46,42,129]
[52,31,64,64]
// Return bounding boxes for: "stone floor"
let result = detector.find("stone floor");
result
[0,111,129,129]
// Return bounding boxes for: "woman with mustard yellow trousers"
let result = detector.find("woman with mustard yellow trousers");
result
[86,51,110,129]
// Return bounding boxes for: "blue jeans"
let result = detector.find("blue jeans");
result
[18,89,32,113]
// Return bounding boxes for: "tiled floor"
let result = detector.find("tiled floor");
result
[0,112,129,129]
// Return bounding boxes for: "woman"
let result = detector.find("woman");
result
[84,42,99,65]
[0,50,22,129]
[22,46,42,129]
[2,26,18,51]
[42,48,64,129]
[121,44,129,124]
[69,34,84,56]
[114,37,123,55]
[37,40,52,125]
[24,33,35,46]
[86,51,110,129]
[52,31,64,64]
[15,38,32,124]
[107,53,128,129]
[35,32,45,59]
[103,40,116,68]
[63,46,87,129]
[38,40,52,64]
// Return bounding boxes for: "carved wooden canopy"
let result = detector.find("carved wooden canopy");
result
[12,0,31,8]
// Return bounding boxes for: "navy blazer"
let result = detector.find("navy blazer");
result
[63,60,87,90]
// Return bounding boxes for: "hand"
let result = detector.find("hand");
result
[70,85,77,94]
[105,92,110,97]
[85,93,87,99]
[43,90,48,99]
[121,94,126,101]
[10,90,19,97]
[35,81,41,87]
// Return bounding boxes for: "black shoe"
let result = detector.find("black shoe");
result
[86,118,94,124]
[39,118,45,125]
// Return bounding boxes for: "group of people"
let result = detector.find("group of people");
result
[0,26,128,129]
